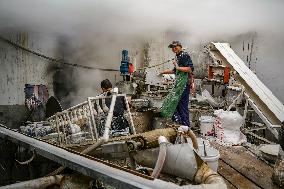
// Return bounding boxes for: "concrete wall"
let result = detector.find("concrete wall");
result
[229,33,284,104]
[0,33,56,105]
[144,34,173,85]
[0,105,28,129]
[229,32,258,74]
[0,33,58,127]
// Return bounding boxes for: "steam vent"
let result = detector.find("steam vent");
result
[1,1,284,188]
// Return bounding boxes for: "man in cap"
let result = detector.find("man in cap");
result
[159,41,194,127]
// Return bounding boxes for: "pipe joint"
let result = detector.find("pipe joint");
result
[158,136,168,144]
[113,87,119,93]
[178,126,189,133]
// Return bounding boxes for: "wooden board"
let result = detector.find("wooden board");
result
[212,142,280,189]
[218,160,260,189]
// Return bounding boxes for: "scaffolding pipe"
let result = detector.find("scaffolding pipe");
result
[0,175,64,189]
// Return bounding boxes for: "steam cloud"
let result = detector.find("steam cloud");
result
[0,0,284,105]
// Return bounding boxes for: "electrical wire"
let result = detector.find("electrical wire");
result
[137,58,175,71]
[0,36,119,72]
[0,36,177,72]
[15,150,36,165]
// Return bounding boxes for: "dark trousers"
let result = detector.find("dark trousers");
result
[172,85,190,127]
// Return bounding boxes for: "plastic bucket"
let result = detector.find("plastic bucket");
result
[187,137,210,150]
[198,146,220,172]
[199,116,215,136]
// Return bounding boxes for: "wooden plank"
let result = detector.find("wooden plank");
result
[214,43,278,105]
[212,142,280,189]
[218,160,260,189]
[223,179,238,189]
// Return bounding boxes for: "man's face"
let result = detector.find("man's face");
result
[171,45,182,54]
[102,88,108,93]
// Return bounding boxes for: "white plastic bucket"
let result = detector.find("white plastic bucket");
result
[198,146,220,172]
[199,116,215,136]
[197,138,210,148]
[187,137,210,150]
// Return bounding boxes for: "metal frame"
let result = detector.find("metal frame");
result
[46,94,135,146]
[244,93,279,138]
[209,42,284,138]
[87,94,136,135]
[47,100,96,145]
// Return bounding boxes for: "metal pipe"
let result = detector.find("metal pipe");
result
[134,143,226,188]
[81,139,105,154]
[123,94,136,134]
[102,87,118,142]
[47,101,88,120]
[87,97,98,140]
[160,144,197,179]
[227,88,244,110]
[134,144,227,188]
[0,175,63,189]
[134,143,198,180]
[151,136,168,178]
[87,94,125,100]
[55,114,63,145]
[67,101,88,111]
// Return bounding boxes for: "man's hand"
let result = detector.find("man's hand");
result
[159,69,174,75]
[156,71,163,76]
[190,82,195,95]
[173,61,179,69]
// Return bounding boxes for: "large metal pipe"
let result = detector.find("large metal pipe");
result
[165,144,199,180]
[134,143,198,180]
[133,143,226,188]
[0,175,63,189]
